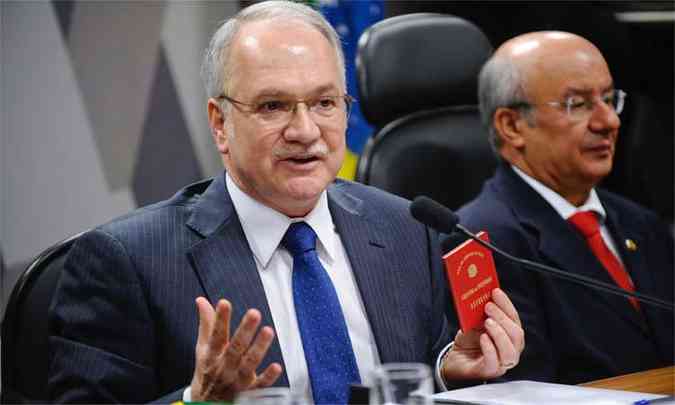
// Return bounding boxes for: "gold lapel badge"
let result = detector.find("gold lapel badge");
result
[625,239,637,251]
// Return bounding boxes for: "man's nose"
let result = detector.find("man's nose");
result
[284,103,321,143]
[588,100,621,134]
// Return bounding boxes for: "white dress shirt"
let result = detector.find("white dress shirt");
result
[511,165,624,264]
[184,174,453,401]
[227,174,380,400]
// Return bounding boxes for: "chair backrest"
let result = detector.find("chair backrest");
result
[355,13,497,210]
[1,232,83,404]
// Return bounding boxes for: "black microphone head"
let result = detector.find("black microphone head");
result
[410,196,460,234]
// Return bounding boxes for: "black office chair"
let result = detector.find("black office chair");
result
[1,232,84,404]
[355,13,497,210]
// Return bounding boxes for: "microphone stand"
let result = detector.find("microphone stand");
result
[454,224,674,312]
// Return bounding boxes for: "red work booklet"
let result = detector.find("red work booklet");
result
[443,231,500,332]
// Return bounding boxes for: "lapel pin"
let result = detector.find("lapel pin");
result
[625,239,637,251]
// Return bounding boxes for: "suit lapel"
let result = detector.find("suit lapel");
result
[602,200,652,294]
[602,198,656,332]
[185,172,288,386]
[327,183,407,363]
[495,166,646,332]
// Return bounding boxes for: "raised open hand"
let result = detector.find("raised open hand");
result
[190,297,283,402]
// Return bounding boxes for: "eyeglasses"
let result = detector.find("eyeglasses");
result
[510,89,627,121]
[217,94,353,127]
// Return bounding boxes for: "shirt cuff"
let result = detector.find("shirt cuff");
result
[183,386,192,403]
[434,341,454,391]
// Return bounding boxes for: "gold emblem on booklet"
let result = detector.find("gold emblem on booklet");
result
[467,263,478,278]
[625,239,637,251]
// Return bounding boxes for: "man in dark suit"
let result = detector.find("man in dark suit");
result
[48,2,524,403]
[457,31,673,385]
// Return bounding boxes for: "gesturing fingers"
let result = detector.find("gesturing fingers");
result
[253,363,283,389]
[196,297,216,347]
[192,298,234,401]
[225,309,262,368]
[232,325,278,391]
[210,299,233,354]
[191,300,282,402]
[238,326,275,376]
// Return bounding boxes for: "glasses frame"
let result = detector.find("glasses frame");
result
[509,89,627,120]
[216,93,354,125]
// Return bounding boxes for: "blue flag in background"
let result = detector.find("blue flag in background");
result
[318,0,384,180]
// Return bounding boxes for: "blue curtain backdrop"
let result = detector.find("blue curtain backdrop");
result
[318,0,384,179]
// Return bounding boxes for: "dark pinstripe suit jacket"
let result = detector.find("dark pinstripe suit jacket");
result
[456,164,674,385]
[48,172,453,403]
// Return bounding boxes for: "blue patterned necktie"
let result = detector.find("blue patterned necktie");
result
[282,221,361,404]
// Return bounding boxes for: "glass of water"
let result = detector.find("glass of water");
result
[370,362,433,405]
[234,387,304,405]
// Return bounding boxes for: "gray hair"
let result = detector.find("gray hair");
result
[478,54,531,152]
[200,0,346,100]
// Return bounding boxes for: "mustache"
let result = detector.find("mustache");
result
[274,143,329,160]
[582,130,617,146]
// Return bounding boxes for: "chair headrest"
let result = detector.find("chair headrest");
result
[356,13,493,129]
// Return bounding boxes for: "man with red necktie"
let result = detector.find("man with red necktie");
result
[456,31,673,385]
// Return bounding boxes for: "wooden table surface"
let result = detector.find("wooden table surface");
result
[580,365,674,395]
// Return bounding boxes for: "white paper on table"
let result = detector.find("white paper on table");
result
[432,380,671,405]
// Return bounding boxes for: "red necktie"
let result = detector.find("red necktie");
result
[568,211,640,311]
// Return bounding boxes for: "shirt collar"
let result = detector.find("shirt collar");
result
[226,173,337,268]
[510,165,606,223]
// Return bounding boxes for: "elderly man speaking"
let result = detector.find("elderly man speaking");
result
[48,2,524,403]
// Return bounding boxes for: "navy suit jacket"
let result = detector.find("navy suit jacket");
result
[48,172,453,403]
[456,164,674,384]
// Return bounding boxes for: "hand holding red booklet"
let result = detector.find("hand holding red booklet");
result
[443,231,500,332]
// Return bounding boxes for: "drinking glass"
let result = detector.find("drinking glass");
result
[234,387,300,405]
[370,362,433,405]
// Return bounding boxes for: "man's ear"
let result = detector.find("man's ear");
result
[493,107,528,149]
[208,99,228,154]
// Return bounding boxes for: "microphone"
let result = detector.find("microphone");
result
[410,196,674,312]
